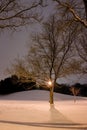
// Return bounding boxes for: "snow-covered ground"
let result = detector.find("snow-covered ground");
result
[0,90,87,130]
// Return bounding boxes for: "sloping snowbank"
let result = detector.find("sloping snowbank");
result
[0,90,87,101]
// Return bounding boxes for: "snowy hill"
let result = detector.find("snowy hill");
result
[0,90,87,130]
[0,90,86,101]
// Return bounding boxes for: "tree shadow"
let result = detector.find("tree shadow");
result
[0,120,87,129]
[49,104,72,123]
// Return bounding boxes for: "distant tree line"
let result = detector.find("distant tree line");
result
[0,75,36,95]
[0,75,87,97]
[39,83,87,97]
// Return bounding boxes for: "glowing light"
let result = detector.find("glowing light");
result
[48,80,52,86]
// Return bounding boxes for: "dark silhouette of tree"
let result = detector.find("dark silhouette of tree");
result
[0,75,36,94]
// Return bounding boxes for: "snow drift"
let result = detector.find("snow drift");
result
[0,90,87,130]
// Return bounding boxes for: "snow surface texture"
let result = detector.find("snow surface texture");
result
[0,90,87,130]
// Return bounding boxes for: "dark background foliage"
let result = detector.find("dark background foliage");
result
[0,75,87,96]
[0,75,36,94]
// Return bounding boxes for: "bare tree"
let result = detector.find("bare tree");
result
[0,0,44,31]
[27,15,82,104]
[52,0,87,74]
[53,0,87,27]
[70,85,81,103]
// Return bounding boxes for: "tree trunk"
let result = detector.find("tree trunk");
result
[83,0,87,20]
[49,86,54,104]
[49,80,56,105]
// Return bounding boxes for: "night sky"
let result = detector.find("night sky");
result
[0,0,54,80]
[0,29,28,79]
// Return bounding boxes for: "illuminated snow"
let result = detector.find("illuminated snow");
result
[0,90,87,130]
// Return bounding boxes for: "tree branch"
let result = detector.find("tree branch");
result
[53,0,87,27]
[0,3,40,20]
